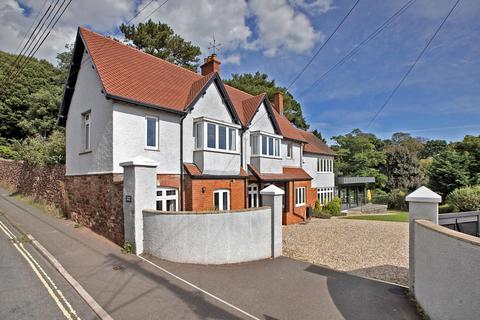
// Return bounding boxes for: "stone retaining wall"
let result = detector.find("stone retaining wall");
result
[0,158,124,245]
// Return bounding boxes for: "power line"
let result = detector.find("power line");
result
[13,0,50,56]
[366,0,461,129]
[285,0,361,91]
[301,0,417,97]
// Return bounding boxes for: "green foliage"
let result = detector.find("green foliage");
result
[371,189,389,205]
[446,186,480,212]
[120,19,201,71]
[387,189,408,211]
[384,146,424,191]
[452,135,480,185]
[311,129,326,143]
[11,130,65,166]
[419,139,448,158]
[438,204,454,214]
[122,241,133,254]
[0,145,18,159]
[0,51,64,140]
[428,148,471,197]
[331,129,386,188]
[322,197,342,216]
[224,72,309,130]
[342,212,409,223]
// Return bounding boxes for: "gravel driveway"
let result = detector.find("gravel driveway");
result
[283,218,409,286]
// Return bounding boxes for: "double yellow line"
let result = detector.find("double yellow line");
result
[0,219,80,320]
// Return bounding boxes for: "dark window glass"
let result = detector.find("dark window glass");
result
[262,135,267,155]
[218,126,227,149]
[268,137,274,156]
[207,123,216,148]
[156,201,163,211]
[146,117,157,147]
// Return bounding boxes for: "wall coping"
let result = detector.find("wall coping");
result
[415,219,480,246]
[143,206,270,216]
[406,186,441,203]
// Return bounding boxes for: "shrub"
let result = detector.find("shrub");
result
[322,197,342,216]
[446,186,480,212]
[438,204,454,214]
[372,189,389,205]
[0,145,18,159]
[11,130,65,166]
[388,189,408,211]
[313,211,332,219]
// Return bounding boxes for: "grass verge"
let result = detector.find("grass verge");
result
[341,211,409,222]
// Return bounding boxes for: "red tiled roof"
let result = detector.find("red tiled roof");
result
[249,165,312,181]
[184,163,248,178]
[224,84,251,125]
[242,93,267,125]
[272,109,307,143]
[298,130,335,155]
[80,27,202,112]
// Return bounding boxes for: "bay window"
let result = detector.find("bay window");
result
[251,132,281,157]
[195,120,238,152]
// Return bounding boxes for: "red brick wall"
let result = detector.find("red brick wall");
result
[184,176,247,211]
[157,174,180,189]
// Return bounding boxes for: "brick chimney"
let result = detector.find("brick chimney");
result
[273,91,284,115]
[200,54,221,76]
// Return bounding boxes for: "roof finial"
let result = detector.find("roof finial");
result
[208,33,222,55]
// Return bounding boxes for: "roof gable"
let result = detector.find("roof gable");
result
[298,130,335,155]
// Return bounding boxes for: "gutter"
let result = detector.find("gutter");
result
[180,115,186,211]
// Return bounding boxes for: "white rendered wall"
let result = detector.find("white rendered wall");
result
[112,102,181,174]
[65,50,113,175]
[281,140,301,167]
[183,82,240,174]
[303,153,335,188]
[249,102,275,134]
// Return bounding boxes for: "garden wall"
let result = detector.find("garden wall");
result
[413,220,480,320]
[0,158,124,245]
[143,207,281,264]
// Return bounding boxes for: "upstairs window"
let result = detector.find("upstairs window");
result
[199,121,237,152]
[317,158,333,173]
[252,133,281,157]
[82,111,91,152]
[145,116,158,149]
[286,142,292,159]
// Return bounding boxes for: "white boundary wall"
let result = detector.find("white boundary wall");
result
[143,207,281,264]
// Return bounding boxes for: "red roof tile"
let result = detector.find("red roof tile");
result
[298,130,335,155]
[272,109,307,143]
[249,165,312,181]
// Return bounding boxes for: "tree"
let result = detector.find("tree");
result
[383,146,424,191]
[331,129,386,187]
[419,139,448,159]
[385,132,425,157]
[0,50,64,140]
[428,148,471,197]
[56,43,74,83]
[452,135,480,184]
[120,20,201,71]
[312,129,326,143]
[224,72,309,130]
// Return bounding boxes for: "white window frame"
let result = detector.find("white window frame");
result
[145,115,159,150]
[195,119,238,153]
[295,187,306,207]
[317,187,334,205]
[286,142,293,159]
[82,111,91,152]
[156,187,178,211]
[317,157,333,173]
[194,122,203,149]
[250,131,282,158]
[214,189,230,211]
[248,183,259,208]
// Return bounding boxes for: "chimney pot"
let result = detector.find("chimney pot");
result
[273,92,284,115]
[200,54,221,76]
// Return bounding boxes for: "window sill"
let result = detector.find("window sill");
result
[251,155,282,160]
[145,147,160,152]
[194,148,239,155]
[295,203,306,207]
[79,150,92,155]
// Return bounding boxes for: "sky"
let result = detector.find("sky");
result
[1,0,479,143]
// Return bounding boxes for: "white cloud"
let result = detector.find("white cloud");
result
[249,0,322,57]
[289,0,335,15]
[222,54,241,66]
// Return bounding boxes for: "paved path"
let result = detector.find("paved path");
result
[0,187,420,319]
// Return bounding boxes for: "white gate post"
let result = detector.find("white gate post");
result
[260,185,284,258]
[406,186,441,291]
[120,156,158,255]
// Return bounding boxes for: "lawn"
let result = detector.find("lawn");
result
[341,210,409,222]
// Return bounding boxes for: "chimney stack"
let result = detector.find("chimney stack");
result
[200,54,221,76]
[273,91,284,115]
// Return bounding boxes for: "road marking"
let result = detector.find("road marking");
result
[0,219,80,320]
[138,255,261,320]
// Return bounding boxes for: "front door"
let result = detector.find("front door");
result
[214,189,230,211]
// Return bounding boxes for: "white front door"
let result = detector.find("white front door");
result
[248,183,259,208]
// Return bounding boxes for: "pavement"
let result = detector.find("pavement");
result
[0,186,420,320]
